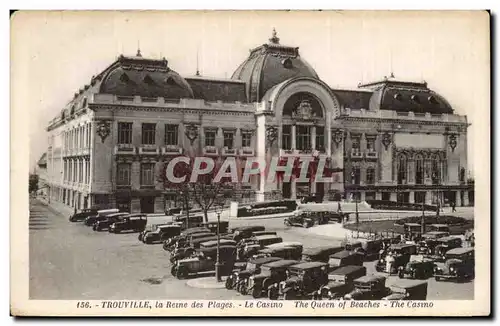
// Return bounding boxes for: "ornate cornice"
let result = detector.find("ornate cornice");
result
[90,104,254,117]
[339,116,468,129]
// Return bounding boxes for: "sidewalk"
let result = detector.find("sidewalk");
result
[186,276,228,289]
[36,197,74,218]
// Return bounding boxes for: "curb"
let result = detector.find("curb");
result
[186,276,228,289]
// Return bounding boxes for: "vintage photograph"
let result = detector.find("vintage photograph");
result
[12,10,490,316]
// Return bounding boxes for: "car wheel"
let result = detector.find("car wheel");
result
[435,276,441,282]
[283,290,296,300]
[302,221,309,228]
[398,270,404,279]
[170,266,177,277]
[267,288,278,300]
[240,283,248,295]
[225,277,234,290]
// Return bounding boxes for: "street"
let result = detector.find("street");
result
[29,199,474,300]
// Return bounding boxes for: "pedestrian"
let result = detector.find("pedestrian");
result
[451,201,456,213]
[386,252,395,276]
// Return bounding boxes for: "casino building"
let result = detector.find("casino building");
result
[44,30,473,213]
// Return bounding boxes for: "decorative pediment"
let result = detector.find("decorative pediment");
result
[184,123,199,145]
[292,100,318,122]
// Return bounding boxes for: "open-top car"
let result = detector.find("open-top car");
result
[225,256,282,293]
[274,262,329,300]
[376,243,417,273]
[315,265,367,300]
[434,247,474,282]
[69,208,99,222]
[171,245,237,279]
[302,245,344,263]
[398,254,436,279]
[109,214,147,233]
[93,212,129,231]
[343,275,390,300]
[433,236,463,258]
[246,260,300,299]
[328,250,364,271]
[382,279,428,300]
[143,224,182,244]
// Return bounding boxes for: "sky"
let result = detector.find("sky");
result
[11,10,489,174]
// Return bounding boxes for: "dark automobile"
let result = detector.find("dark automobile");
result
[428,224,450,233]
[398,255,436,279]
[171,245,237,279]
[302,245,345,263]
[162,227,210,251]
[433,236,463,258]
[284,213,314,228]
[300,193,323,203]
[69,208,99,222]
[143,225,182,244]
[422,231,450,240]
[345,239,384,261]
[403,223,423,240]
[225,256,282,293]
[231,226,266,242]
[434,247,474,282]
[251,231,278,237]
[109,214,147,233]
[328,250,364,271]
[164,207,182,215]
[173,214,204,229]
[382,279,428,300]
[201,221,229,234]
[255,246,303,261]
[315,265,367,300]
[84,208,120,226]
[237,235,284,260]
[247,260,300,299]
[343,275,390,300]
[170,235,232,263]
[93,212,129,231]
[275,262,329,300]
[375,243,417,273]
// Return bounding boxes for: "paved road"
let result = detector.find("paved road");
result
[29,199,474,300]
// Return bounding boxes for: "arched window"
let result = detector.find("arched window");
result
[397,154,407,185]
[415,154,424,184]
[431,154,441,185]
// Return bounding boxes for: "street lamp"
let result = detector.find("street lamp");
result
[214,199,224,282]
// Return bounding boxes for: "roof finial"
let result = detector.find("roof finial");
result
[136,40,142,57]
[195,47,200,76]
[390,72,395,78]
[269,27,280,44]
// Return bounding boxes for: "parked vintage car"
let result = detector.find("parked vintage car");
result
[328,250,364,271]
[403,222,423,239]
[422,231,450,240]
[433,236,463,258]
[302,245,344,263]
[225,256,282,292]
[173,214,204,229]
[170,235,232,263]
[315,265,367,300]
[93,212,129,231]
[345,238,384,261]
[247,260,300,299]
[162,227,211,251]
[300,193,323,203]
[84,209,120,226]
[251,231,278,237]
[171,245,237,279]
[428,224,450,233]
[199,239,237,249]
[382,279,428,300]
[376,243,417,273]
[164,207,182,216]
[143,224,182,244]
[201,221,229,234]
[284,213,314,228]
[138,214,174,240]
[274,262,329,300]
[398,255,436,279]
[109,214,147,233]
[434,247,474,282]
[256,246,303,261]
[231,226,266,242]
[69,208,99,222]
[343,275,390,300]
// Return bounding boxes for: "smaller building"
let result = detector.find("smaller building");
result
[36,153,48,197]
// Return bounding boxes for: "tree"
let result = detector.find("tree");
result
[158,155,233,223]
[29,173,39,194]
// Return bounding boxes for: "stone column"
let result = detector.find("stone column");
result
[311,126,316,150]
[409,191,415,203]
[463,191,469,207]
[326,127,332,155]
[291,125,296,149]
[291,178,297,199]
[154,196,164,213]
[376,192,382,200]
[456,190,461,207]
[390,192,397,202]
[425,191,432,204]
[360,191,366,202]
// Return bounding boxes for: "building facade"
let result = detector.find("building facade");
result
[45,30,473,213]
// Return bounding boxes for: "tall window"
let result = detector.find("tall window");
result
[223,131,234,149]
[351,135,361,152]
[79,160,83,183]
[366,167,376,184]
[141,123,156,145]
[165,124,178,146]
[415,154,424,184]
[140,163,155,187]
[205,130,216,146]
[316,127,325,152]
[118,122,133,144]
[352,167,361,185]
[415,191,426,204]
[397,154,407,185]
[431,154,441,185]
[366,137,376,152]
[116,163,131,186]
[296,125,311,150]
[242,132,252,147]
[282,125,291,150]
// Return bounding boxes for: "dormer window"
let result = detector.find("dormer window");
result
[411,95,420,103]
[165,76,177,86]
[428,95,438,104]
[120,73,130,83]
[82,98,87,108]
[143,74,155,85]
[281,58,293,69]
[393,93,402,101]
[70,105,75,116]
